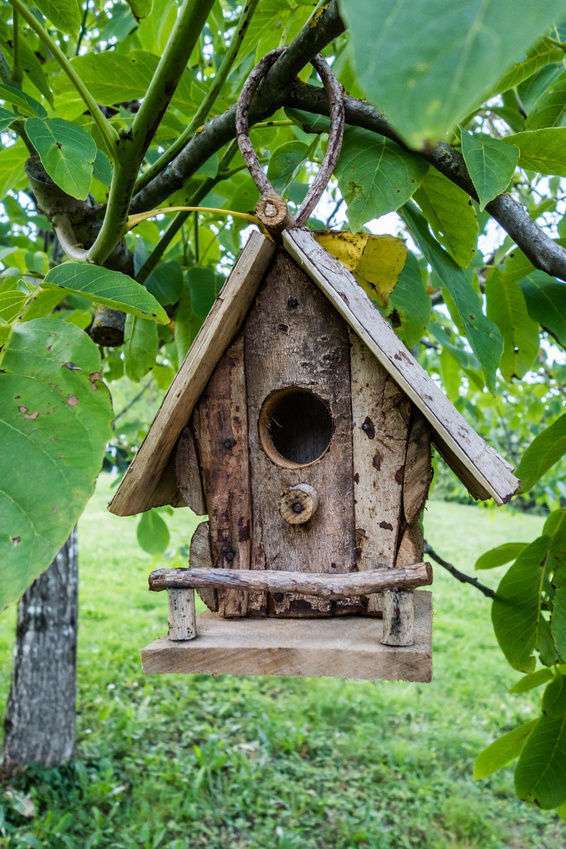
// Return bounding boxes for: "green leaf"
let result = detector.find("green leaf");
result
[137,509,169,555]
[44,263,169,324]
[336,128,427,229]
[127,0,154,20]
[0,81,46,117]
[402,205,502,390]
[510,668,554,694]
[339,0,566,147]
[486,269,539,380]
[504,128,566,176]
[552,588,566,662]
[475,542,528,571]
[145,260,183,306]
[34,0,81,35]
[515,414,566,492]
[542,675,566,716]
[188,266,221,320]
[0,288,27,323]
[267,141,309,195]
[415,167,478,267]
[460,130,519,210]
[439,348,461,402]
[515,714,566,809]
[519,271,566,346]
[0,142,28,198]
[493,37,565,95]
[124,315,158,382]
[26,118,97,200]
[0,318,112,608]
[385,252,431,348]
[473,720,537,780]
[0,106,18,132]
[492,536,549,672]
[526,71,566,129]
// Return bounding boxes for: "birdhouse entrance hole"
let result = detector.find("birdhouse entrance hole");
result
[259,387,333,468]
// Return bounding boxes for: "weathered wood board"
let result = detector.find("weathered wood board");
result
[244,249,356,616]
[141,592,432,681]
[189,521,217,612]
[193,334,250,618]
[175,421,206,515]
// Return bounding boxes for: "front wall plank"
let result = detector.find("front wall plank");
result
[245,249,356,616]
[193,334,250,618]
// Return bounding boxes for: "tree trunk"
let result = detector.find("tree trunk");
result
[2,530,78,771]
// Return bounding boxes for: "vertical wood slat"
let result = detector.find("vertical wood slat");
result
[193,334,251,618]
[349,332,411,615]
[245,249,356,616]
[168,589,197,641]
[189,520,218,612]
[175,421,206,515]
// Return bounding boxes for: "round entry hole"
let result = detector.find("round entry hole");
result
[259,387,333,468]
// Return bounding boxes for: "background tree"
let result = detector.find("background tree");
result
[0,0,564,809]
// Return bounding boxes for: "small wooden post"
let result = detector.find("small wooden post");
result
[381,590,414,646]
[167,589,197,641]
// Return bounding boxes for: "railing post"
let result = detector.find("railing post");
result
[167,588,197,641]
[380,590,414,646]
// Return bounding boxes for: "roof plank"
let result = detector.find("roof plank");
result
[283,228,519,504]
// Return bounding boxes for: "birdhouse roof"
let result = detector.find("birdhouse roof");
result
[109,229,519,517]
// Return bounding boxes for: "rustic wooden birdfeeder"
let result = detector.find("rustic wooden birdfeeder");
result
[109,51,519,682]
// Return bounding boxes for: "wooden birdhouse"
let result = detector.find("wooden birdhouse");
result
[109,228,519,683]
[109,49,518,683]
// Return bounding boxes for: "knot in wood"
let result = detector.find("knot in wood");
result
[256,193,290,237]
[279,483,319,525]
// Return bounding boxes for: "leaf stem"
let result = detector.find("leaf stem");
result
[127,205,260,231]
[9,0,118,160]
[134,0,259,193]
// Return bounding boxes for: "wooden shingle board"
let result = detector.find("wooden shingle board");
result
[108,231,275,516]
[141,591,432,681]
[283,228,519,505]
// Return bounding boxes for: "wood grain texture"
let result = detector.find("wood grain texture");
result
[175,422,206,515]
[189,521,217,612]
[141,591,432,681]
[381,591,414,647]
[283,229,519,505]
[193,334,250,618]
[149,563,432,596]
[244,249,356,616]
[109,231,275,516]
[168,589,196,641]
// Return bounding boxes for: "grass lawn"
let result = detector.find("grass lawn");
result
[0,475,563,848]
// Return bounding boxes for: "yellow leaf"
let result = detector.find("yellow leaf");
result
[314,231,407,306]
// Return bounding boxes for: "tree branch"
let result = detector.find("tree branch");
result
[424,542,497,600]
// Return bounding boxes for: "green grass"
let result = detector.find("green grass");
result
[0,477,564,849]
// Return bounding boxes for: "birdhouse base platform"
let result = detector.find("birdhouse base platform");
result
[141,591,432,681]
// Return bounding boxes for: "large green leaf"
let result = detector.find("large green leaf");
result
[493,37,565,95]
[402,204,502,389]
[510,668,554,694]
[515,713,566,809]
[460,130,519,210]
[504,128,566,176]
[526,71,566,129]
[552,588,566,661]
[486,269,539,380]
[491,536,549,672]
[34,0,81,34]
[44,263,169,324]
[415,167,478,267]
[0,318,112,608]
[520,271,566,346]
[515,414,566,492]
[124,315,158,382]
[475,542,528,571]
[267,141,309,195]
[473,720,537,780]
[0,106,18,132]
[385,252,431,348]
[0,142,28,198]
[339,0,566,147]
[137,509,169,555]
[26,118,97,200]
[188,266,221,320]
[336,128,427,228]
[0,81,46,117]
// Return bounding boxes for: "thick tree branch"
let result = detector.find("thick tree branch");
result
[424,542,497,600]
[132,0,566,281]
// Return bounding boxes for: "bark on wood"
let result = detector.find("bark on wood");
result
[168,589,197,641]
[244,248,356,616]
[3,530,78,770]
[175,421,206,515]
[109,231,275,516]
[141,591,433,682]
[150,563,432,596]
[283,229,519,505]
[381,591,415,647]
[193,334,250,618]
[189,521,218,612]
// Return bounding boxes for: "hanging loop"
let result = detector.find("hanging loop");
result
[236,48,345,230]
